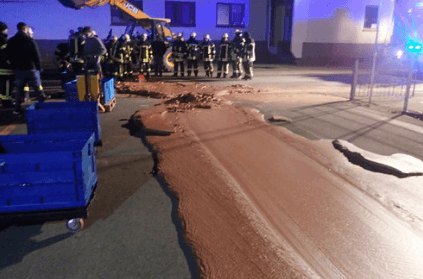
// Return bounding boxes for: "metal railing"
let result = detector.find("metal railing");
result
[350,57,421,112]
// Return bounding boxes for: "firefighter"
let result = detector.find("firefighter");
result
[54,42,71,73]
[241,31,256,80]
[137,33,153,79]
[111,34,128,81]
[172,33,187,77]
[103,35,118,77]
[0,22,12,101]
[201,34,216,77]
[230,29,244,79]
[122,34,134,78]
[216,33,230,78]
[151,36,167,77]
[68,27,86,75]
[186,32,200,77]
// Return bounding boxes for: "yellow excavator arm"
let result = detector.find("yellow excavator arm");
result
[58,0,173,38]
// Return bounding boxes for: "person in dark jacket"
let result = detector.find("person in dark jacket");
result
[0,22,8,67]
[172,33,187,77]
[82,26,107,75]
[68,27,86,75]
[137,33,153,79]
[6,22,48,114]
[186,32,200,77]
[103,35,118,77]
[241,31,255,80]
[230,29,244,79]
[200,34,216,77]
[151,36,167,77]
[54,42,71,72]
[0,22,11,99]
[216,33,230,78]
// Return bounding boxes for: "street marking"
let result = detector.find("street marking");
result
[0,125,16,135]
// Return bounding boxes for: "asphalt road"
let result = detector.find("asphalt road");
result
[0,97,196,279]
[1,64,422,278]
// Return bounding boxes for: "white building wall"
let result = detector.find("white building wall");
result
[291,0,396,58]
[0,0,248,41]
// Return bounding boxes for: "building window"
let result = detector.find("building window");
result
[364,5,379,29]
[111,0,143,26]
[165,1,196,27]
[216,3,245,28]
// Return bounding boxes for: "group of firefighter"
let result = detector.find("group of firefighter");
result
[55,28,256,81]
[171,29,256,80]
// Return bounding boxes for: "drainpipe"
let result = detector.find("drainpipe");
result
[369,1,382,105]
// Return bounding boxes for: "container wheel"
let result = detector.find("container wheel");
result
[66,218,84,233]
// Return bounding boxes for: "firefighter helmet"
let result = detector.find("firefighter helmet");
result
[191,32,197,38]
[223,33,229,39]
[204,34,210,41]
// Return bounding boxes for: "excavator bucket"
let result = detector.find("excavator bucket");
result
[58,0,87,9]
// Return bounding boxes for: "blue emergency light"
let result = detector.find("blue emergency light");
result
[406,42,423,53]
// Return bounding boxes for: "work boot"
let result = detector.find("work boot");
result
[230,74,237,78]
[173,73,177,77]
[223,73,227,78]
[181,73,185,77]
[216,73,221,78]
[206,71,209,77]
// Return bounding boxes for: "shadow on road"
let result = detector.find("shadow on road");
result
[129,116,199,279]
[307,74,352,85]
[0,224,72,270]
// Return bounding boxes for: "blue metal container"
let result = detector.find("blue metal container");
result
[25,101,101,146]
[101,77,115,104]
[64,80,79,102]
[0,132,97,213]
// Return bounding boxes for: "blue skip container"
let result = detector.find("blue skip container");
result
[0,132,97,215]
[25,101,102,146]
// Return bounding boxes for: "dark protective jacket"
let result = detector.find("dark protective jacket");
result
[111,38,125,63]
[186,37,200,60]
[172,39,187,62]
[54,42,70,71]
[85,36,107,65]
[151,40,167,58]
[242,37,256,62]
[137,39,153,63]
[0,33,9,69]
[201,40,216,62]
[218,38,230,62]
[105,39,118,60]
[230,35,244,61]
[68,32,85,63]
[6,31,42,71]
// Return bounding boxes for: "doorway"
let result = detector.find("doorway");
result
[269,0,293,48]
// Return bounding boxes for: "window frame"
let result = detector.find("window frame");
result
[110,0,143,26]
[216,2,246,28]
[165,1,196,27]
[363,5,379,30]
